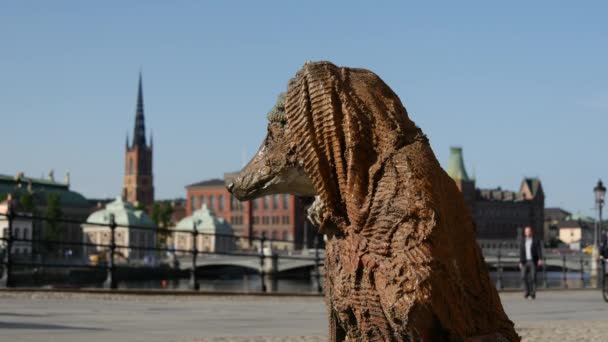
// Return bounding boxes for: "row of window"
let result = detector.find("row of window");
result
[190,194,226,212]
[2,227,30,240]
[11,247,30,255]
[252,215,291,225]
[190,194,292,212]
[476,206,531,218]
[252,194,290,211]
[174,233,233,253]
[230,216,244,225]
[479,222,522,235]
[254,230,291,241]
[85,231,153,246]
[230,195,244,211]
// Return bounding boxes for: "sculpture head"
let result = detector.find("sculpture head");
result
[228,61,426,232]
[227,93,316,200]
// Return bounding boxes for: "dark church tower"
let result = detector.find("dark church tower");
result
[122,73,154,207]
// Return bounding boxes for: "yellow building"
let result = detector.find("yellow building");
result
[557,215,594,251]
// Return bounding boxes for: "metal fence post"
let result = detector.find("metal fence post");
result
[260,232,267,293]
[542,256,548,288]
[189,221,199,290]
[314,235,322,294]
[1,206,14,287]
[103,214,117,289]
[496,243,503,290]
[599,258,606,289]
[580,255,585,288]
[562,255,567,289]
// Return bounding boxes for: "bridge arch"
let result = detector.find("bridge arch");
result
[194,264,261,274]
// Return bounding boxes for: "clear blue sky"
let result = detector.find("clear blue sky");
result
[1,1,606,216]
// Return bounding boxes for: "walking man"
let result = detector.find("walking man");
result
[519,226,542,299]
[601,230,608,259]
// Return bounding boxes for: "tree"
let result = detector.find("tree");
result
[135,202,147,214]
[19,192,35,213]
[44,193,63,254]
[160,203,174,229]
[151,201,174,248]
[151,202,162,226]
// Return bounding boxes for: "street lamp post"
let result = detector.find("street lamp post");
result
[594,180,606,250]
[592,179,606,285]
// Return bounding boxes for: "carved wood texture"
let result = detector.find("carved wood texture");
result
[285,61,519,341]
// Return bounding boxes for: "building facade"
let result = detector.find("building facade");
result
[122,73,154,208]
[82,197,157,263]
[173,204,234,255]
[0,195,33,256]
[544,207,572,244]
[447,147,545,244]
[185,173,312,250]
[557,215,594,251]
[0,172,91,257]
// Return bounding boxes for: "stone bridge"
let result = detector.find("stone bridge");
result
[176,250,594,274]
[176,252,325,275]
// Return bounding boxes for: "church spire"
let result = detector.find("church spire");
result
[132,72,147,148]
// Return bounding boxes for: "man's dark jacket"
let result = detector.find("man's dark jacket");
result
[519,238,542,264]
[601,233,608,259]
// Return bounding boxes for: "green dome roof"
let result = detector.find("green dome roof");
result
[447,146,470,181]
[175,203,233,234]
[86,197,156,228]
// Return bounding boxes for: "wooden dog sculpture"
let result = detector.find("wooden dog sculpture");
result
[228,61,519,341]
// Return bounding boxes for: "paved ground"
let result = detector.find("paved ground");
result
[0,290,607,341]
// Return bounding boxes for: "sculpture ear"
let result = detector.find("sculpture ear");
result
[306,197,325,227]
[306,197,343,237]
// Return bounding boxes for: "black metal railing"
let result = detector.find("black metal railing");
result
[485,241,601,289]
[0,208,325,293]
[1,207,604,292]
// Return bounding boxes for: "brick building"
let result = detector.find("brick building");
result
[122,73,154,208]
[185,173,313,250]
[447,147,545,244]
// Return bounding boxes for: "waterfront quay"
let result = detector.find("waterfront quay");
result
[1,290,607,341]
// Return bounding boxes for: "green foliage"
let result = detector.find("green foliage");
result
[151,202,162,226]
[151,201,174,248]
[0,193,7,202]
[135,202,146,212]
[19,192,35,213]
[44,193,63,253]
